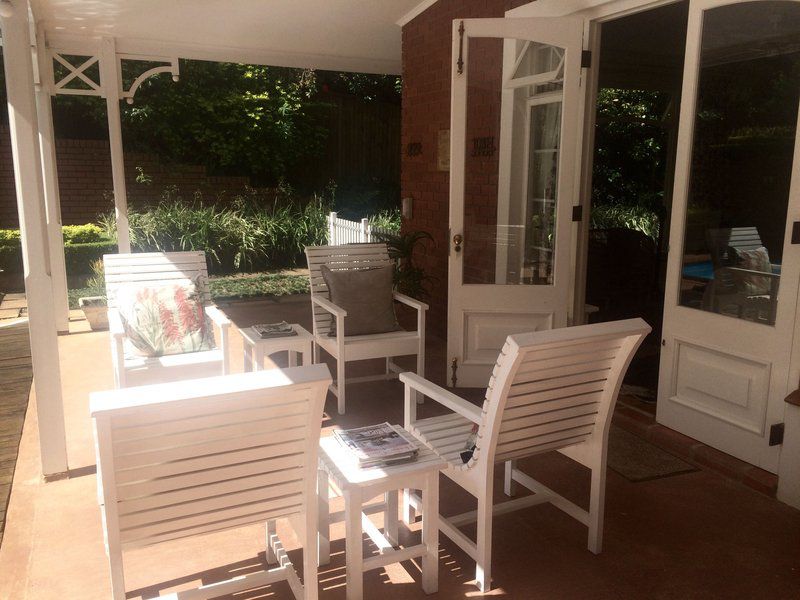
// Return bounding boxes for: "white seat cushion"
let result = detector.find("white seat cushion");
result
[315,329,420,361]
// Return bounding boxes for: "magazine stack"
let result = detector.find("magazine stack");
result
[333,422,419,468]
[251,321,297,338]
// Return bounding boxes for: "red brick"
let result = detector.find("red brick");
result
[693,445,751,481]
[742,466,778,497]
[649,424,703,461]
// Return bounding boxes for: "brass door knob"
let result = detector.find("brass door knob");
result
[453,234,463,253]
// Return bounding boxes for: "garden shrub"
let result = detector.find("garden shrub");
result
[64,242,118,275]
[0,229,21,247]
[62,224,109,244]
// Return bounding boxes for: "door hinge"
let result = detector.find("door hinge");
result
[572,205,583,222]
[581,50,592,69]
[769,422,785,446]
[451,357,459,388]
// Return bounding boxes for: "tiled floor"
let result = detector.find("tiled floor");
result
[0,295,799,599]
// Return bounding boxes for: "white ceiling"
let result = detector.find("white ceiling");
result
[30,0,427,74]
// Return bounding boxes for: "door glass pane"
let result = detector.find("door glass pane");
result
[463,37,565,285]
[679,2,800,325]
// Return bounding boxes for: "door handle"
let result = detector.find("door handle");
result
[453,234,463,253]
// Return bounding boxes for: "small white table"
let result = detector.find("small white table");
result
[317,434,445,600]
[240,323,313,372]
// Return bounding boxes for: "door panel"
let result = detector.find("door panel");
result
[658,0,800,471]
[448,17,584,387]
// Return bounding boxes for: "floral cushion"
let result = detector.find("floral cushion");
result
[732,246,772,295]
[117,282,216,358]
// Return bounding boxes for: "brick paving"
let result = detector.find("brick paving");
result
[0,320,32,548]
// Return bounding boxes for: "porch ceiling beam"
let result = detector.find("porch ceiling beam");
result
[46,32,403,76]
[1,0,68,477]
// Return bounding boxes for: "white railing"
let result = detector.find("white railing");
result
[327,212,394,245]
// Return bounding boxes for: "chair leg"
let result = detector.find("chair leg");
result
[313,342,320,365]
[475,497,492,593]
[416,349,425,404]
[107,538,126,600]
[503,460,517,497]
[303,512,319,600]
[588,460,607,554]
[336,356,346,415]
[266,519,278,564]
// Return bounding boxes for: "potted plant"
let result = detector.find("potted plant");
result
[78,259,108,331]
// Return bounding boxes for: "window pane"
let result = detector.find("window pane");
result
[678,2,800,325]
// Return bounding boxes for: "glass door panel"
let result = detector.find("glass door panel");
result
[678,2,800,326]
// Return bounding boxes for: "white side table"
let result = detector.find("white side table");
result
[317,434,445,600]
[240,323,313,372]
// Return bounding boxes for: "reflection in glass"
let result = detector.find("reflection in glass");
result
[679,2,800,325]
[462,37,565,285]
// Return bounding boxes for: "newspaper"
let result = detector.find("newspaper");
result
[334,422,419,468]
[251,321,297,339]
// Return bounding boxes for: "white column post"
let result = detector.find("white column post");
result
[1,0,69,477]
[34,25,70,333]
[360,218,369,243]
[328,211,337,245]
[99,36,131,253]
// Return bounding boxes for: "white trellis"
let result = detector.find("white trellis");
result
[327,211,394,245]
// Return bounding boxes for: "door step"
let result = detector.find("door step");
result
[613,396,778,497]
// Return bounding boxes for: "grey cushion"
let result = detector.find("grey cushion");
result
[321,264,400,336]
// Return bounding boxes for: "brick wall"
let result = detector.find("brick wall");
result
[0,127,252,227]
[401,0,529,337]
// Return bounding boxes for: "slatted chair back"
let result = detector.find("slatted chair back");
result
[707,227,764,267]
[305,243,394,336]
[91,366,330,551]
[103,251,212,309]
[465,318,650,469]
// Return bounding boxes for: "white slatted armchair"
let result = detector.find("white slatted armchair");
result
[91,364,332,600]
[402,318,651,592]
[104,251,232,388]
[305,243,428,414]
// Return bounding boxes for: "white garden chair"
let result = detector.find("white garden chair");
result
[91,364,332,600]
[402,318,651,592]
[104,251,231,388]
[305,243,428,414]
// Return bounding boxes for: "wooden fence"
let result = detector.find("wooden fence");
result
[327,212,394,245]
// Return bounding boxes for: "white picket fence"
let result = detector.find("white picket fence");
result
[327,212,394,245]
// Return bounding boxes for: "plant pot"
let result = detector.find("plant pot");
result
[79,296,109,331]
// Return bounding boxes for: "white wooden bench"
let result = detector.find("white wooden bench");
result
[402,318,651,592]
[103,251,232,388]
[91,365,331,600]
[305,243,428,414]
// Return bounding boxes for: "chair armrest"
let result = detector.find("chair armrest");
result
[400,372,482,425]
[312,295,347,317]
[725,266,780,279]
[107,308,125,339]
[204,305,231,328]
[393,292,429,311]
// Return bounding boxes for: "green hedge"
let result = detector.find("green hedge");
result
[0,241,117,276]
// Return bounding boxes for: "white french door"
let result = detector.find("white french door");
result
[658,0,800,471]
[447,16,585,387]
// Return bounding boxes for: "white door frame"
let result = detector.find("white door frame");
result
[447,16,585,387]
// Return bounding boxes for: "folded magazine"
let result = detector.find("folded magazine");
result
[334,422,419,468]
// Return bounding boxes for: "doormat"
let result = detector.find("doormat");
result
[607,425,697,482]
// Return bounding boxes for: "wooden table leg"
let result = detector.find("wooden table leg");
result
[254,345,265,372]
[318,469,330,566]
[421,473,439,594]
[384,490,398,546]
[243,340,253,373]
[345,487,364,600]
[289,349,298,367]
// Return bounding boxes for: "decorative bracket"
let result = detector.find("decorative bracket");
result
[119,55,180,104]
[52,53,102,96]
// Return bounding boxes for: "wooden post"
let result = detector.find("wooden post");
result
[99,37,131,253]
[1,0,69,477]
[328,211,337,245]
[35,25,70,333]
[360,217,369,243]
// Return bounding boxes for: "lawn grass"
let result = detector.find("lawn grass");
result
[67,271,309,309]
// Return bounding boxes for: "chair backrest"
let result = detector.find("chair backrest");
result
[91,365,331,550]
[707,227,763,267]
[103,251,212,309]
[465,318,651,469]
[304,243,393,336]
